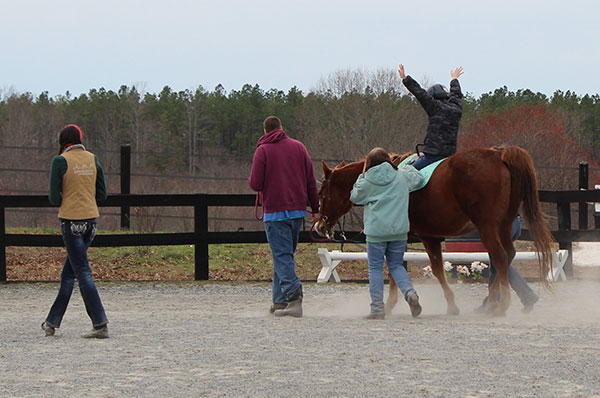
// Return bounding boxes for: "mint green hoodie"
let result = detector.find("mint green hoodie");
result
[350,163,424,242]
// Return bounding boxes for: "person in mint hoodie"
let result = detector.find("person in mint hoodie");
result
[350,147,424,319]
[249,116,320,317]
[41,124,109,338]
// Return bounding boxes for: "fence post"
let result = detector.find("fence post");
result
[0,206,6,282]
[557,201,573,277]
[579,162,589,230]
[120,145,131,230]
[194,198,209,280]
[595,185,600,229]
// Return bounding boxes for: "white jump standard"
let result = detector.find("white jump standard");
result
[316,248,569,283]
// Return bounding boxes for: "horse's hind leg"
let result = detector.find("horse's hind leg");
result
[422,238,459,315]
[385,274,399,315]
[480,225,512,316]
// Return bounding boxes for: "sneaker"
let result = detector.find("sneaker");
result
[407,292,422,318]
[41,322,55,337]
[521,295,539,314]
[82,325,109,339]
[269,303,287,314]
[365,312,385,320]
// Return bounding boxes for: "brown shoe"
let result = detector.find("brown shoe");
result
[407,292,422,318]
[82,325,109,339]
[365,312,385,320]
[41,322,55,337]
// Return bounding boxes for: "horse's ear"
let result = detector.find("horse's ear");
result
[336,161,346,168]
[322,160,332,179]
[393,152,412,166]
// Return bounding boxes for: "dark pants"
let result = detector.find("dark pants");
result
[45,220,108,328]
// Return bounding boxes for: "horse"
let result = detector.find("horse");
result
[314,146,554,316]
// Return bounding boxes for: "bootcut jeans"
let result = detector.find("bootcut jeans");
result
[367,240,417,314]
[45,219,108,329]
[265,218,303,305]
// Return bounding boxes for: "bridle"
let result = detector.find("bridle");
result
[310,168,364,245]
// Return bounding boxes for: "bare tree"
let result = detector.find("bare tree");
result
[295,68,427,162]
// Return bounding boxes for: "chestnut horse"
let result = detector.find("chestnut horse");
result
[315,146,554,316]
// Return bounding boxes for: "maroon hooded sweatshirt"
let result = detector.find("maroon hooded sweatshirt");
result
[248,129,319,215]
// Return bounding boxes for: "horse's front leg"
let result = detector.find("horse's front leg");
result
[384,274,398,315]
[422,238,459,315]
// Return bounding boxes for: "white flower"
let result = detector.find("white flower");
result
[423,265,433,278]
[457,265,471,276]
[470,261,488,273]
[443,261,453,272]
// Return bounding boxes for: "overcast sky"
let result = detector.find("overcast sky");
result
[2,0,599,99]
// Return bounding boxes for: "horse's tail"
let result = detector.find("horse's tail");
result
[500,146,554,288]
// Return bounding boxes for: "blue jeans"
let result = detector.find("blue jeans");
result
[265,218,303,304]
[412,154,446,170]
[45,220,108,328]
[367,240,417,314]
[486,216,537,305]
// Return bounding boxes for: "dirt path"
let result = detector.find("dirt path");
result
[1,279,599,397]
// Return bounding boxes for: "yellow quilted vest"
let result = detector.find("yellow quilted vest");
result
[58,148,100,220]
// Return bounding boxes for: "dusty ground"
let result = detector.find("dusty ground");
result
[1,278,599,398]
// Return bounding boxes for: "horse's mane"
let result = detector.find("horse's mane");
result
[333,151,414,171]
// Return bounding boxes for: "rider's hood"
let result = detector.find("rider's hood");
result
[256,129,286,147]
[364,162,397,186]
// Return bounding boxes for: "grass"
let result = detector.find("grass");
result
[4,227,447,282]
[6,226,388,281]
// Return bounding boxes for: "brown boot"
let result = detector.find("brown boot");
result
[273,297,303,317]
[269,303,287,314]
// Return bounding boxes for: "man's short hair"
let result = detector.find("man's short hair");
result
[263,116,282,133]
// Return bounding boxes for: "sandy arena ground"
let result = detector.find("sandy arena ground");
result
[1,275,599,398]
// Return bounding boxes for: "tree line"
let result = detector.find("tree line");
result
[1,68,599,188]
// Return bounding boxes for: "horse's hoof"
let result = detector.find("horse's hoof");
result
[447,306,460,316]
[491,309,507,317]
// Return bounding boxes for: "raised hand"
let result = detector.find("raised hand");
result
[398,64,406,79]
[451,66,464,79]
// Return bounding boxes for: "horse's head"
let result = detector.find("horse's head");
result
[314,159,363,239]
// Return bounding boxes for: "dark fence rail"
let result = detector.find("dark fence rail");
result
[0,193,337,282]
[2,184,600,281]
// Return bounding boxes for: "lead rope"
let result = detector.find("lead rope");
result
[254,192,263,221]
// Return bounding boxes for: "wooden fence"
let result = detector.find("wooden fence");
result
[0,193,324,282]
[1,187,600,281]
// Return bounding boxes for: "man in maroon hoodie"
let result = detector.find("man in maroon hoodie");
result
[249,116,320,317]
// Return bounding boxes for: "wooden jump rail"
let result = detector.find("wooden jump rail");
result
[316,248,570,283]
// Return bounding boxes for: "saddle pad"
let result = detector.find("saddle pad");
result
[399,154,447,191]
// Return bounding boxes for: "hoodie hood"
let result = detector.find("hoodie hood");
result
[364,162,397,186]
[256,129,287,147]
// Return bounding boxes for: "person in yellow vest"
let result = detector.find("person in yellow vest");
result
[41,124,109,338]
